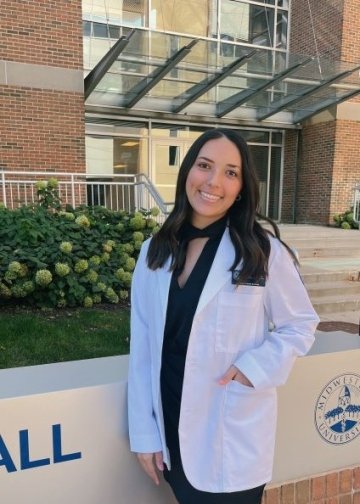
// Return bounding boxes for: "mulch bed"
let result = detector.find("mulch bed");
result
[317,321,359,334]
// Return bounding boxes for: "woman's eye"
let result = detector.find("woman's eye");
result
[198,162,210,169]
[227,170,238,178]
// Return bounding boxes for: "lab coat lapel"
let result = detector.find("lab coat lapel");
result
[195,228,235,316]
[156,257,172,332]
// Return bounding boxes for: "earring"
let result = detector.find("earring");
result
[235,193,242,202]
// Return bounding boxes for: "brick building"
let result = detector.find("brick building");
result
[285,0,360,224]
[1,1,359,224]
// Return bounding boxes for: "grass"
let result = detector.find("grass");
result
[0,306,130,369]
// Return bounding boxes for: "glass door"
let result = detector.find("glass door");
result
[151,140,192,203]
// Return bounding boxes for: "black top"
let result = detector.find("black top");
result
[160,216,227,465]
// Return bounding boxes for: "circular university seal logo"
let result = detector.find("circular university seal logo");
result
[315,373,360,445]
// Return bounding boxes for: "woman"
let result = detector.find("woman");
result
[128,128,319,504]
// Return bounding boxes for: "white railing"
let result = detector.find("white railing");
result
[354,183,360,228]
[0,171,172,221]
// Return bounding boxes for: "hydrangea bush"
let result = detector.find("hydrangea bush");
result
[333,207,359,230]
[0,197,160,308]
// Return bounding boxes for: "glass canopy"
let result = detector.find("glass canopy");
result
[84,28,360,126]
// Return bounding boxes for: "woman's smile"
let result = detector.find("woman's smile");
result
[198,190,222,202]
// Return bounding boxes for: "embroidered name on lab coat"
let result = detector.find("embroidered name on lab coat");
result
[231,271,266,287]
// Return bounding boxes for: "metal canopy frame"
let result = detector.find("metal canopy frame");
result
[257,67,360,120]
[172,50,257,113]
[293,87,360,123]
[84,30,135,100]
[124,39,198,109]
[84,28,360,126]
[216,57,313,117]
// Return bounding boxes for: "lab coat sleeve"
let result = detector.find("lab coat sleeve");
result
[127,240,162,453]
[234,237,320,390]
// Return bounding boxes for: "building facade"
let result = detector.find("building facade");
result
[1,1,360,224]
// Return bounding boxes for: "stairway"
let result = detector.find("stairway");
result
[277,225,360,321]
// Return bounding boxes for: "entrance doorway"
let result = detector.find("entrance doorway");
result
[151,139,193,203]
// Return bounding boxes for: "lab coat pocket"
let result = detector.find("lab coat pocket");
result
[223,382,276,484]
[227,379,255,393]
[215,291,262,353]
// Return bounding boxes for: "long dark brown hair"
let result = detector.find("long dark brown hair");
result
[147,128,294,282]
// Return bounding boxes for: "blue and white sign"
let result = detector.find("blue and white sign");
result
[0,424,82,473]
[315,373,360,445]
[0,333,359,502]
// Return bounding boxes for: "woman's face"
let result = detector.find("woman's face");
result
[185,137,243,228]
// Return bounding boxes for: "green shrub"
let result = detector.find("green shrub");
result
[332,207,359,230]
[35,178,62,210]
[0,200,159,308]
[341,221,351,230]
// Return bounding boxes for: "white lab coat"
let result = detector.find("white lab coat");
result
[127,228,319,492]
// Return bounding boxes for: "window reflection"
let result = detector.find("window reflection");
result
[220,1,288,49]
[83,0,148,27]
[276,10,288,49]
[150,0,217,37]
[249,145,268,215]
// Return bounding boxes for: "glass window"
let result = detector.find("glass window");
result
[150,0,217,37]
[83,0,148,27]
[151,124,208,138]
[220,1,275,48]
[276,10,288,49]
[249,145,268,215]
[109,25,120,39]
[240,130,270,143]
[83,21,92,37]
[121,0,148,27]
[268,147,282,220]
[249,4,275,47]
[114,137,148,175]
[169,146,180,166]
[93,22,108,38]
[85,135,149,211]
[220,1,251,44]
[271,131,283,145]
[86,135,148,176]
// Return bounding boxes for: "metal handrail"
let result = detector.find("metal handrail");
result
[354,183,360,227]
[134,173,173,215]
[0,170,172,221]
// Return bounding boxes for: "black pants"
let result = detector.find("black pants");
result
[163,463,265,504]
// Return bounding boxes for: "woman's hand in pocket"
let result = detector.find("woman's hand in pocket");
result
[219,365,254,387]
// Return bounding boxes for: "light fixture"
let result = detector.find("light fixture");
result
[121,141,139,147]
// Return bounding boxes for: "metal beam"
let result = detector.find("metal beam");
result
[257,66,360,120]
[124,39,198,109]
[217,57,313,118]
[85,103,301,129]
[172,50,257,113]
[293,87,360,123]
[84,30,135,100]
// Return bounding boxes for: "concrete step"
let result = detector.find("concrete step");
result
[271,225,360,319]
[299,258,360,272]
[306,280,360,297]
[311,294,360,315]
[285,237,360,249]
[296,246,360,258]
[278,225,360,239]
[301,271,358,284]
